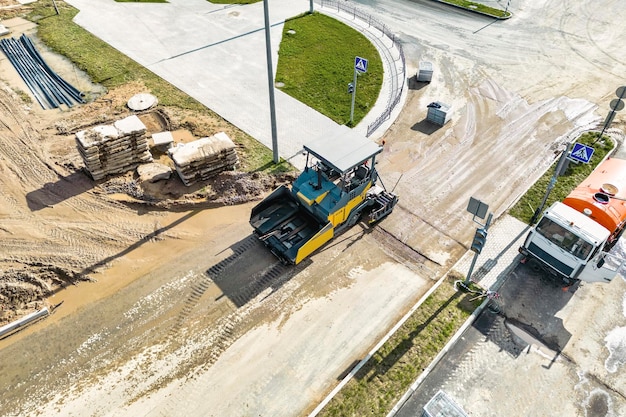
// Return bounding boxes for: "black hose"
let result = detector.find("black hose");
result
[0,34,86,109]
[20,35,84,104]
[0,37,48,108]
[17,35,72,107]
[2,37,59,108]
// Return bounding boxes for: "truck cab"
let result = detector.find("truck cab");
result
[520,157,626,284]
[520,202,610,282]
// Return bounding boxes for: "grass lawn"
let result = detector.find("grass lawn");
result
[509,132,614,224]
[115,0,168,3]
[318,273,478,417]
[276,13,383,126]
[209,0,261,4]
[440,0,511,18]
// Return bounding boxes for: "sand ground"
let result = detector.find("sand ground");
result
[1,1,626,416]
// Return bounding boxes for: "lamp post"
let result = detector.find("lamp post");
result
[263,0,279,164]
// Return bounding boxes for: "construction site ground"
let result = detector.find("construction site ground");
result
[1,0,626,416]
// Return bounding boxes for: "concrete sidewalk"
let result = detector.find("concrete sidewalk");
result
[454,214,530,290]
[388,208,626,417]
[64,0,406,169]
[385,213,530,416]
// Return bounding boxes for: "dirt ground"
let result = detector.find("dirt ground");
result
[0,20,292,327]
[0,10,429,417]
[2,1,626,416]
[0,58,429,415]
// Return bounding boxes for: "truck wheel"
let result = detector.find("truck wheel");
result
[347,210,362,227]
[527,258,543,273]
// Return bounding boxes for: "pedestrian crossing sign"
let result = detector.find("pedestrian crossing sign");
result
[355,56,368,73]
[569,142,594,164]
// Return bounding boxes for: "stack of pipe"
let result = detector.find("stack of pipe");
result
[76,115,153,181]
[168,132,239,186]
[0,34,85,109]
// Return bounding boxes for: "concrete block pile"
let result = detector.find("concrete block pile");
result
[168,132,239,186]
[76,115,153,180]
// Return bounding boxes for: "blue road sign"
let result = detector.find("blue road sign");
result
[570,142,594,164]
[355,56,368,73]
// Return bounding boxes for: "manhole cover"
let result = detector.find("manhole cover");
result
[128,93,158,111]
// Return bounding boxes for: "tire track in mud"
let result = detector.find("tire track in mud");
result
[0,81,157,269]
[556,0,626,80]
[59,186,135,215]
[0,216,156,273]
[151,237,292,417]
[167,235,285,340]
[370,225,438,278]
[47,226,112,267]
[0,98,55,187]
[229,262,288,307]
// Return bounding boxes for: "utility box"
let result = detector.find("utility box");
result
[422,390,468,417]
[426,101,451,126]
[416,61,433,82]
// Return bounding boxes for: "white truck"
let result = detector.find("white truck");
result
[519,158,626,284]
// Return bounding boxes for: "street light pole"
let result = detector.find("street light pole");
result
[598,87,626,140]
[263,0,279,164]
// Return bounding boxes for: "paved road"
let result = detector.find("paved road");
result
[394,259,626,417]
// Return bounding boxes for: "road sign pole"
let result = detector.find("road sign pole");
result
[531,141,574,224]
[350,57,368,125]
[350,67,357,124]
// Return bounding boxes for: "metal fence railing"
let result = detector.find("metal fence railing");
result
[316,0,406,137]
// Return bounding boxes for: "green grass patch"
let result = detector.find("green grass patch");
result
[208,0,261,4]
[13,87,33,104]
[26,1,291,174]
[509,132,614,224]
[276,13,383,126]
[440,0,511,18]
[318,273,475,417]
[115,0,168,3]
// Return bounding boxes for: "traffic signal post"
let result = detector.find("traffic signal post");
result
[464,212,493,285]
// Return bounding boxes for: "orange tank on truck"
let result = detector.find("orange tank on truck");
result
[519,157,626,284]
[562,157,626,242]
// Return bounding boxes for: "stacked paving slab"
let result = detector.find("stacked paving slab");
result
[76,115,153,180]
[168,132,238,186]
